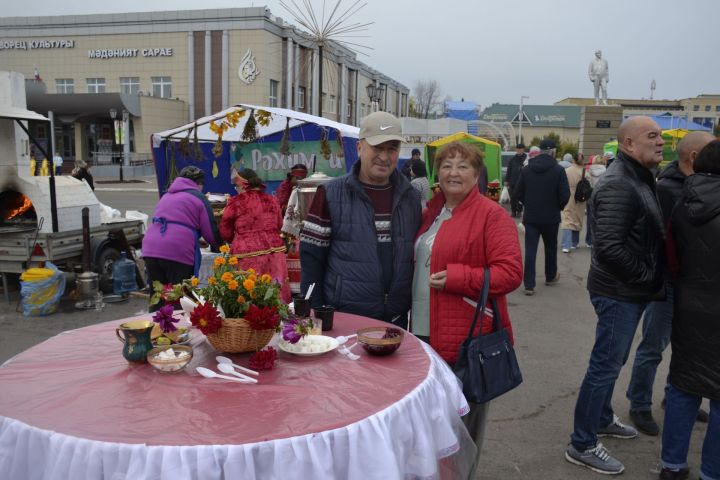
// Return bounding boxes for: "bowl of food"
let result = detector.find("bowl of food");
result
[356,327,404,356]
[151,325,191,347]
[147,345,193,373]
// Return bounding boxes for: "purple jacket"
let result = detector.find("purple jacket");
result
[142,177,219,266]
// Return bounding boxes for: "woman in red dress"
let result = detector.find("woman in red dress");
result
[220,169,291,302]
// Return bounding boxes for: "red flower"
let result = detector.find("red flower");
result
[244,304,280,331]
[190,302,222,335]
[248,347,277,370]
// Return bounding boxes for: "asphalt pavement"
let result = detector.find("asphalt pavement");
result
[0,185,707,479]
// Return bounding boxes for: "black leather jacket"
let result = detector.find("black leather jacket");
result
[587,152,665,302]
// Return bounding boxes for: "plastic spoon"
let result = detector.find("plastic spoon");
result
[217,363,258,383]
[216,355,259,376]
[339,341,360,360]
[196,366,253,383]
[305,283,315,300]
[335,333,357,346]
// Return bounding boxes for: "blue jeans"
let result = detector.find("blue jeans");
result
[561,229,580,250]
[571,294,647,450]
[585,204,593,246]
[662,384,720,480]
[523,222,559,290]
[626,286,673,411]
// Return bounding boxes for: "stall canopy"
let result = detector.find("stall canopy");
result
[151,104,359,196]
[425,132,502,185]
[602,128,696,167]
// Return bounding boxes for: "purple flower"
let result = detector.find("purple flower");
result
[152,304,179,333]
[281,316,304,344]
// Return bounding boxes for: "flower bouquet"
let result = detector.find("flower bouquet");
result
[151,245,288,353]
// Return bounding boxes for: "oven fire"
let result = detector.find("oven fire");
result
[6,193,32,220]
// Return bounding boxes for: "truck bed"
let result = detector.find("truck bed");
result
[0,219,143,273]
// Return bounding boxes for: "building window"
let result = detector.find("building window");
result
[151,76,172,98]
[297,86,306,109]
[693,105,700,111]
[347,101,353,119]
[120,77,140,95]
[55,79,74,94]
[705,105,712,112]
[716,106,720,112]
[324,94,336,113]
[87,78,106,93]
[269,80,279,107]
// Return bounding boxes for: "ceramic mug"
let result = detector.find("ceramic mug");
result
[115,320,155,363]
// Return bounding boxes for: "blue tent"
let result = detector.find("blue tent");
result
[151,105,359,197]
[650,114,712,132]
[445,101,479,121]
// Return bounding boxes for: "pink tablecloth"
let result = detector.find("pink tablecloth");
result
[0,313,428,445]
[0,312,474,480]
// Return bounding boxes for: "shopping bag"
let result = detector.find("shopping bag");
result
[499,186,510,204]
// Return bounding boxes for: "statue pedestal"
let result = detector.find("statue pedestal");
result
[579,106,623,158]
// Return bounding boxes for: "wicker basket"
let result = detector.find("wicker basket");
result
[205,317,275,353]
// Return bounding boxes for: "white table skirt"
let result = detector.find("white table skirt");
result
[0,344,474,480]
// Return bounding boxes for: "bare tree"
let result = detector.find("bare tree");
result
[412,79,442,119]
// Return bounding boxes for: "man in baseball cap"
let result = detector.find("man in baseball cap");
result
[300,111,420,328]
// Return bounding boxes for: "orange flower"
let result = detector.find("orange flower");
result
[247,268,256,275]
[228,256,238,266]
[236,295,246,304]
[248,274,257,283]
[214,256,226,267]
[190,277,199,287]
[221,272,234,283]
[208,277,217,285]
[228,280,239,290]
[243,278,256,291]
[219,244,230,253]
[260,274,272,284]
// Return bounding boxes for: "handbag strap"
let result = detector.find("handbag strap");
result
[463,267,503,342]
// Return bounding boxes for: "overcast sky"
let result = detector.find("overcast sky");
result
[4,0,719,109]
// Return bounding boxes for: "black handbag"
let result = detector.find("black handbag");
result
[452,268,523,404]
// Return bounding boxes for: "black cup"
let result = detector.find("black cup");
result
[314,306,335,331]
[292,294,311,317]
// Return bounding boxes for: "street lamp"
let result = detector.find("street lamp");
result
[366,83,385,112]
[109,108,123,182]
[518,95,529,146]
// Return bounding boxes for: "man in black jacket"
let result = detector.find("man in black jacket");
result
[625,131,714,436]
[565,116,666,475]
[504,143,527,217]
[512,139,570,296]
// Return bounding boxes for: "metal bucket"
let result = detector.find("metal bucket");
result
[296,172,333,221]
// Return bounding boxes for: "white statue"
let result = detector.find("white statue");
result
[588,50,609,105]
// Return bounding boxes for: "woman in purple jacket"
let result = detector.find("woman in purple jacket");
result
[142,167,219,307]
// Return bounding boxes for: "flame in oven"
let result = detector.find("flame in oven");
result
[5,194,32,220]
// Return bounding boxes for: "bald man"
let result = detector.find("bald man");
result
[565,116,667,475]
[625,131,715,436]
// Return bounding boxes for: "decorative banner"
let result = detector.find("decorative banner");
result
[114,120,125,144]
[234,141,346,181]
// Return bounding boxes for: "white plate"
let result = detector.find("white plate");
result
[278,335,339,356]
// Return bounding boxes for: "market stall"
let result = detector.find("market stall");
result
[424,132,502,186]
[151,105,360,197]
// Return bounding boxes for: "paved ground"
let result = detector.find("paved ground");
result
[0,183,708,479]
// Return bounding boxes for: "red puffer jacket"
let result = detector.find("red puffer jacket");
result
[419,189,523,364]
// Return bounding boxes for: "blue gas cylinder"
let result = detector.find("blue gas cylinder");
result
[112,252,138,295]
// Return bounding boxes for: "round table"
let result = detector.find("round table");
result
[0,312,474,479]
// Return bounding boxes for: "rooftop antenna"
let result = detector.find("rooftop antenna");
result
[650,79,656,100]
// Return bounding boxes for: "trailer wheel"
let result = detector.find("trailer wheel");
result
[96,246,120,293]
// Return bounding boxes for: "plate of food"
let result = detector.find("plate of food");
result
[151,325,192,347]
[278,335,339,356]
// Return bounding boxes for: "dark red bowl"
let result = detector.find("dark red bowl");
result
[356,326,404,356]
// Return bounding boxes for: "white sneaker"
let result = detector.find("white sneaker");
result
[562,248,570,253]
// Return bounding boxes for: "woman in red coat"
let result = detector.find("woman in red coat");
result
[412,141,523,471]
[220,169,291,302]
